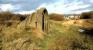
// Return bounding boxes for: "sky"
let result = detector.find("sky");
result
[0,0,93,14]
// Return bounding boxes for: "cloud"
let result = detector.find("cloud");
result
[71,9,91,14]
[0,0,57,11]
[65,2,90,10]
[89,0,93,3]
[0,4,14,11]
[0,4,20,11]
[37,0,91,14]
[0,0,92,14]
[15,10,35,14]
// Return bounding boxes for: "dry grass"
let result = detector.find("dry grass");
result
[1,25,43,50]
[0,11,93,50]
[1,19,93,50]
[63,19,93,29]
[40,20,93,50]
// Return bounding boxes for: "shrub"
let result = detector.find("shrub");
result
[49,13,64,21]
[80,11,93,19]
[0,11,26,26]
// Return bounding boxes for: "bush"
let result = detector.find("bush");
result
[49,13,64,21]
[0,11,26,26]
[80,11,93,19]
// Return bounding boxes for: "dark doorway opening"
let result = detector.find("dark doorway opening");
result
[42,9,48,32]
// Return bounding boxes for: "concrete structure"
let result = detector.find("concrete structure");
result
[25,8,49,32]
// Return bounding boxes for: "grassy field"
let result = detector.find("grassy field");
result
[0,19,93,50]
[40,20,93,50]
[0,11,93,50]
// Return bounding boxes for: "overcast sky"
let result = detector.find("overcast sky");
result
[0,0,93,14]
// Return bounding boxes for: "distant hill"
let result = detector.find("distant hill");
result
[80,11,93,19]
[49,13,64,21]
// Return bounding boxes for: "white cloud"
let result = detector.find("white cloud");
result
[0,4,20,11]
[37,0,91,14]
[0,4,14,11]
[66,2,90,11]
[15,10,35,14]
[89,0,93,3]
[70,9,91,14]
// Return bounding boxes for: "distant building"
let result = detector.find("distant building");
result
[64,14,80,20]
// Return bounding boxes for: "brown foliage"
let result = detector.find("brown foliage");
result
[49,13,64,21]
[0,11,26,26]
[80,11,93,19]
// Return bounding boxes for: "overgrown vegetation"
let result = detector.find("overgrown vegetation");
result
[80,11,93,19]
[49,13,64,21]
[0,11,26,26]
[0,11,93,50]
[40,21,93,50]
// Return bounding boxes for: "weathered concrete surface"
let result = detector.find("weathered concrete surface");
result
[22,8,49,32]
